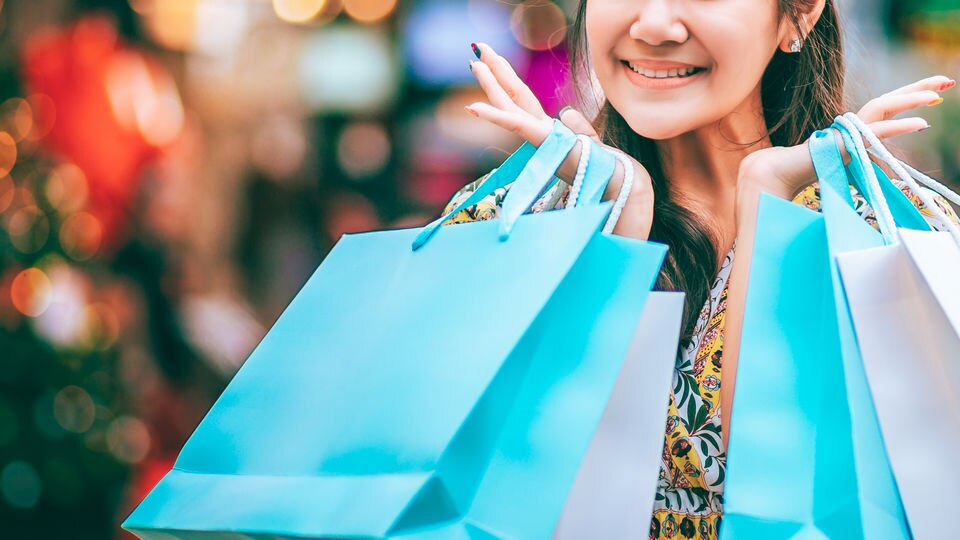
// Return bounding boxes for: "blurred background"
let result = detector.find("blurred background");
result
[0,0,956,538]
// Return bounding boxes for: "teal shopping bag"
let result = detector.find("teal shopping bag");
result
[123,120,668,539]
[721,127,913,539]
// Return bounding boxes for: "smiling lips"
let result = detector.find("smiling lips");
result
[620,59,707,89]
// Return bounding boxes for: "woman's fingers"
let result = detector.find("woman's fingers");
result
[866,117,931,139]
[469,60,521,112]
[465,102,550,145]
[858,90,941,122]
[474,42,549,120]
[882,75,955,97]
[558,106,602,142]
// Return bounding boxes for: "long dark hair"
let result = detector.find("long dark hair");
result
[567,0,847,344]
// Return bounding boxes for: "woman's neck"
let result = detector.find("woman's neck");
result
[655,89,771,248]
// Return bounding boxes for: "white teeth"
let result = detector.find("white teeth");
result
[626,62,699,78]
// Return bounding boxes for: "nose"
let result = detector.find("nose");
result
[628,0,689,46]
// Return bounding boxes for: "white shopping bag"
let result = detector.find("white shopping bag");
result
[833,113,960,540]
[553,292,683,539]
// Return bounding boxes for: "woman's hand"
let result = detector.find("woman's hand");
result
[723,75,954,449]
[737,75,954,202]
[465,42,655,240]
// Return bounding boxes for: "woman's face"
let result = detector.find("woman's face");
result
[585,0,788,140]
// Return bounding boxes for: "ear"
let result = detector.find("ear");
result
[777,0,828,53]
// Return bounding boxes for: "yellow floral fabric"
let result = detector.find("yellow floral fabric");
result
[440,174,960,540]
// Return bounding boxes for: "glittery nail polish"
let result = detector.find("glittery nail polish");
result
[929,97,944,106]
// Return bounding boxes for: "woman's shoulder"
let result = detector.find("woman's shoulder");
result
[792,180,960,232]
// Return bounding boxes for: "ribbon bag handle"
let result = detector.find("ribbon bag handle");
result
[838,112,960,245]
[413,118,579,250]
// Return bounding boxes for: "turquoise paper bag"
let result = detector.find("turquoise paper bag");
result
[721,127,913,539]
[123,120,669,539]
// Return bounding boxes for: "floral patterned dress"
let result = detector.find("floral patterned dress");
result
[440,171,960,540]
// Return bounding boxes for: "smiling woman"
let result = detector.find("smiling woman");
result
[449,0,957,538]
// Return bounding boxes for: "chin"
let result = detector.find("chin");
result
[616,106,701,140]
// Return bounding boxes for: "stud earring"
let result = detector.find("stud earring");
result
[789,38,803,53]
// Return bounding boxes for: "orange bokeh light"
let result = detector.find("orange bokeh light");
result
[60,211,103,261]
[343,0,396,23]
[0,132,17,177]
[0,175,13,213]
[0,98,34,142]
[10,267,52,317]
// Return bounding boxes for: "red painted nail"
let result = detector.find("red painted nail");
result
[941,80,956,91]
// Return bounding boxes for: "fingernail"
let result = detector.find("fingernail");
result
[468,61,473,72]
[465,105,479,117]
[471,43,481,59]
[557,105,573,118]
[920,123,932,131]
[941,80,956,91]
[928,97,944,106]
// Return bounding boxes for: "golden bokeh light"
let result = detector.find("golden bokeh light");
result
[0,98,34,143]
[10,268,52,318]
[8,205,49,254]
[86,303,120,350]
[0,132,17,177]
[273,0,326,23]
[510,0,567,51]
[144,0,199,51]
[45,163,88,213]
[343,0,396,23]
[60,212,103,261]
[0,175,13,214]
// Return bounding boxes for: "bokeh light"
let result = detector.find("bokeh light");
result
[336,121,391,179]
[273,0,341,24]
[343,0,396,24]
[1,461,41,509]
[510,0,567,51]
[0,98,34,142]
[32,263,93,348]
[106,416,151,464]
[45,163,89,213]
[53,386,96,434]
[0,174,13,213]
[105,52,185,146]
[86,303,121,350]
[404,1,520,86]
[10,267,53,317]
[60,211,103,260]
[139,0,199,51]
[298,25,398,113]
[25,94,55,142]
[0,131,17,176]
[250,114,308,182]
[8,205,50,253]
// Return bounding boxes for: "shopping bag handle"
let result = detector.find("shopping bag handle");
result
[831,120,931,233]
[566,134,616,209]
[809,122,932,245]
[413,120,577,251]
[836,112,960,245]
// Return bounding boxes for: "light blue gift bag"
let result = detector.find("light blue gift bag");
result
[721,124,915,539]
[123,120,670,539]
